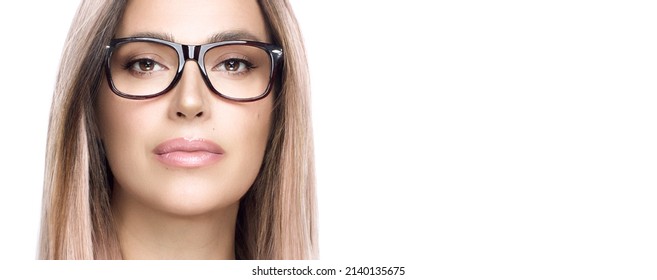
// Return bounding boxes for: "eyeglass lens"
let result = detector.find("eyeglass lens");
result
[109,41,272,98]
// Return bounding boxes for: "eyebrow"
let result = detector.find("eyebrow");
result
[209,31,262,42]
[124,30,263,44]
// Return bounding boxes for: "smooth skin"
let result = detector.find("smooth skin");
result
[96,0,273,259]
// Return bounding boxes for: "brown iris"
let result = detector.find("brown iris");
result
[138,59,155,71]
[225,60,239,71]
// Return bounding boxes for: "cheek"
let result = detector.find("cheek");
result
[96,83,168,205]
[97,86,128,150]
[96,86,160,158]
[218,99,273,180]
[226,107,271,149]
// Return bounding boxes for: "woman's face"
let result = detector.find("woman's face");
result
[97,0,273,216]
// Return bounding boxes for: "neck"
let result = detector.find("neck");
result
[111,188,238,260]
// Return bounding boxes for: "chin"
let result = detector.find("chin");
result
[149,176,248,217]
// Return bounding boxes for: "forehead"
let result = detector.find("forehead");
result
[115,0,270,44]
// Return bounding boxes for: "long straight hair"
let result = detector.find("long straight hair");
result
[39,0,317,260]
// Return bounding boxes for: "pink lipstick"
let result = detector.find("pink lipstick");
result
[153,137,224,167]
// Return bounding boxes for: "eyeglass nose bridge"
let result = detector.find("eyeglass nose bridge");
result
[182,44,201,61]
[178,44,212,78]
[175,44,215,93]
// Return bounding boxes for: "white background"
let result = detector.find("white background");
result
[1,0,657,279]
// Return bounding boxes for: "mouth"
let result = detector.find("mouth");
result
[153,137,224,168]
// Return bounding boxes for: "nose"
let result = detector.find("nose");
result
[168,61,211,120]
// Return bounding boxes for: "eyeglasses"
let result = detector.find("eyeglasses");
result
[104,37,283,101]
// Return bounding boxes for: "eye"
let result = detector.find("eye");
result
[214,59,254,74]
[125,58,166,73]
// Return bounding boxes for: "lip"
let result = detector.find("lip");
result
[153,137,224,168]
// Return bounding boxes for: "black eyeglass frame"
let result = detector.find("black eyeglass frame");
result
[104,37,284,102]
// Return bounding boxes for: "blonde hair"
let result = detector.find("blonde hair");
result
[39,0,317,260]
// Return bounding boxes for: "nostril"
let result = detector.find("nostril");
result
[175,111,203,118]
